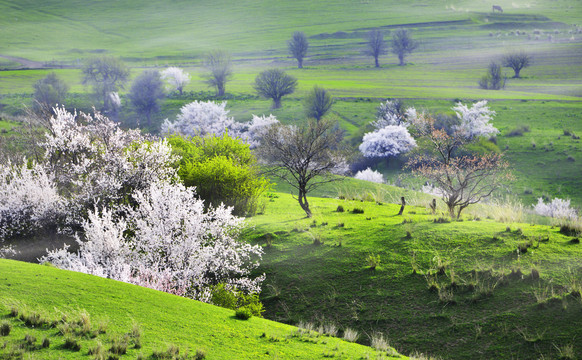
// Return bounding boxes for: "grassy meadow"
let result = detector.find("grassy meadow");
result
[1,0,582,359]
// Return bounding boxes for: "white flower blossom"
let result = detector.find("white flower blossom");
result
[354,168,384,183]
[453,100,499,140]
[359,125,416,158]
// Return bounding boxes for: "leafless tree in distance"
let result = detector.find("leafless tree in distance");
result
[391,28,418,66]
[253,69,297,109]
[304,86,333,120]
[502,52,532,78]
[203,50,233,96]
[288,31,309,69]
[364,30,387,68]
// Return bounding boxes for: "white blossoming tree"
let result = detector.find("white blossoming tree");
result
[453,100,499,140]
[533,198,578,221]
[162,101,279,148]
[2,107,264,301]
[161,67,191,95]
[354,168,384,184]
[42,181,263,300]
[359,125,417,159]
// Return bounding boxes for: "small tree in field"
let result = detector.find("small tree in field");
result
[254,69,297,109]
[288,31,309,69]
[128,70,165,129]
[258,118,347,217]
[502,52,532,78]
[453,100,499,140]
[32,72,69,116]
[304,86,333,120]
[391,28,417,66]
[364,30,387,68]
[161,67,190,95]
[203,50,233,96]
[478,62,505,90]
[82,56,130,112]
[406,113,511,218]
[373,99,417,129]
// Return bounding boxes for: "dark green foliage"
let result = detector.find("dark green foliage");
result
[304,86,333,120]
[351,208,364,214]
[195,349,207,360]
[336,205,345,212]
[41,336,50,349]
[235,307,253,320]
[128,70,164,129]
[0,322,11,336]
[63,336,81,351]
[210,283,264,317]
[168,134,270,216]
[507,125,530,136]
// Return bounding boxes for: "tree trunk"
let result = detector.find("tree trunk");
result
[298,58,303,69]
[447,202,456,219]
[398,54,405,66]
[456,205,467,219]
[298,189,312,217]
[272,98,282,109]
[513,69,520,78]
[397,197,406,215]
[374,56,380,68]
[217,82,225,96]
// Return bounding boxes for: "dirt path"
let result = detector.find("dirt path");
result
[0,54,45,69]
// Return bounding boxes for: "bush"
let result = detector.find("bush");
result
[109,335,128,355]
[0,321,11,336]
[478,62,505,90]
[336,205,345,212]
[63,336,81,351]
[351,208,364,214]
[235,307,253,320]
[168,134,270,216]
[366,254,381,269]
[210,283,264,317]
[507,125,530,137]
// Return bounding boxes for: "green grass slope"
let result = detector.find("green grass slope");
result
[0,259,401,359]
[245,187,582,359]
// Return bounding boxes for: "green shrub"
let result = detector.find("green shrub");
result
[366,254,381,270]
[336,205,344,212]
[235,307,253,320]
[109,334,128,355]
[0,321,10,336]
[210,283,264,317]
[168,134,271,216]
[41,336,50,348]
[351,208,364,214]
[63,336,81,351]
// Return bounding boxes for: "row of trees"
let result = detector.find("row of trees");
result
[288,28,417,68]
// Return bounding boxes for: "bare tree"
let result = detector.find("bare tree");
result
[288,31,309,69]
[478,62,505,90]
[203,50,233,96]
[82,56,130,112]
[258,118,347,217]
[304,86,333,120]
[364,30,387,68]
[128,70,165,129]
[391,28,417,66]
[254,69,297,109]
[502,52,532,78]
[406,113,511,218]
[32,72,69,116]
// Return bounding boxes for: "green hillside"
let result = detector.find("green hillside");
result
[0,259,400,359]
[244,187,582,359]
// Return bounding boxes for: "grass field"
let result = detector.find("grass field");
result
[244,188,582,359]
[0,259,401,359]
[1,1,582,358]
